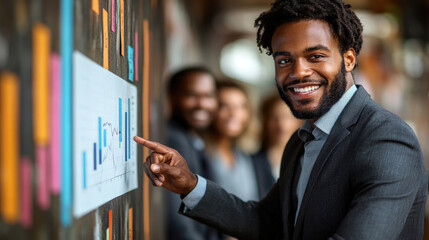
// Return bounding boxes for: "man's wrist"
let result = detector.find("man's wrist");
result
[181,174,198,199]
[182,175,207,210]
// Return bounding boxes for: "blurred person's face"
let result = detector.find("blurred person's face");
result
[172,72,217,132]
[272,20,355,121]
[214,88,250,139]
[266,100,301,147]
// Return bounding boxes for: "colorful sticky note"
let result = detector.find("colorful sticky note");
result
[0,72,20,224]
[143,19,150,240]
[50,53,61,194]
[106,228,109,240]
[92,0,99,15]
[120,0,124,56]
[20,157,33,228]
[60,0,73,227]
[128,46,134,81]
[143,20,150,141]
[111,0,115,32]
[33,22,51,145]
[37,146,50,210]
[134,32,138,81]
[128,208,133,240]
[103,8,109,70]
[109,210,113,240]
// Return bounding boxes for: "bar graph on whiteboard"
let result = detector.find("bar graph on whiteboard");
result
[73,51,138,217]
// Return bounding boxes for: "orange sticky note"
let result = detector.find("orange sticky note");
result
[120,0,124,56]
[142,19,150,240]
[109,210,112,240]
[103,9,109,70]
[92,0,99,15]
[0,72,20,224]
[128,208,133,240]
[32,23,51,145]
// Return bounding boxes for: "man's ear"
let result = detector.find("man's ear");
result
[343,48,356,72]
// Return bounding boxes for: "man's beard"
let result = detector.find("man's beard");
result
[276,59,347,120]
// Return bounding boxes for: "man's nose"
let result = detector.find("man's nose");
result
[289,58,312,80]
[197,96,213,108]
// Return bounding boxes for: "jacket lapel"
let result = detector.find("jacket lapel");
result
[292,86,370,239]
[279,133,305,240]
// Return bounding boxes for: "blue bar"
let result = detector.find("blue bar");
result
[60,0,73,227]
[98,117,102,164]
[103,129,106,147]
[83,152,87,189]
[125,112,127,161]
[128,98,130,159]
[128,46,134,81]
[119,98,122,145]
[94,143,97,170]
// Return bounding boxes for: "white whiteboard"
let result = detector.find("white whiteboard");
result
[72,51,138,218]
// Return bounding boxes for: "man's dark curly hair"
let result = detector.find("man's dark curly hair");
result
[255,0,363,56]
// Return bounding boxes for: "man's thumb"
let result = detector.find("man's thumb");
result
[151,163,173,175]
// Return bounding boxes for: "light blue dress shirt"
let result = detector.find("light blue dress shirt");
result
[295,84,357,223]
[184,85,358,212]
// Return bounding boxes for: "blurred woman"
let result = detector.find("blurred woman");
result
[253,94,303,179]
[205,81,274,202]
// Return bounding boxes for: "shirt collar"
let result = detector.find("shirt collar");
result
[298,84,357,141]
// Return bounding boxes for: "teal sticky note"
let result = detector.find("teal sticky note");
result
[61,0,73,227]
[128,46,134,81]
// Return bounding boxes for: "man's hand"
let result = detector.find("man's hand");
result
[133,136,198,196]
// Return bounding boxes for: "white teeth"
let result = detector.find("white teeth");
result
[293,85,320,93]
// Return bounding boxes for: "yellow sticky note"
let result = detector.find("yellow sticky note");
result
[120,0,124,56]
[103,9,109,70]
[0,72,20,223]
[92,0,99,15]
[32,22,51,145]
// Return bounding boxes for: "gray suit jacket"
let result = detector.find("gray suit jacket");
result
[181,86,428,240]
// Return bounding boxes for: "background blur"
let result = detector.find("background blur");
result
[0,0,428,239]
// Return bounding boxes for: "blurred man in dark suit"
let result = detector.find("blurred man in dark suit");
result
[165,67,218,240]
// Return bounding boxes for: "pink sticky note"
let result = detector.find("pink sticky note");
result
[134,32,138,81]
[111,0,115,32]
[20,157,33,228]
[37,146,50,210]
[50,53,61,194]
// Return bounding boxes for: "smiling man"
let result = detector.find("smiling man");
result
[165,67,219,240]
[135,1,428,239]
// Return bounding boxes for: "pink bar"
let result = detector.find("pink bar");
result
[20,157,33,228]
[134,32,138,81]
[50,53,61,194]
[37,146,50,210]
[111,0,115,32]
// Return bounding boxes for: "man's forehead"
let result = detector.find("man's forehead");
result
[271,20,339,53]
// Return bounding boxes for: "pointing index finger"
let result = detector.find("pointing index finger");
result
[133,136,170,154]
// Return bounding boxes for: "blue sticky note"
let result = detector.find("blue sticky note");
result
[60,0,74,227]
[128,46,134,81]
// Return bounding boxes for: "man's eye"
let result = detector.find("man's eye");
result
[278,59,290,65]
[310,54,323,60]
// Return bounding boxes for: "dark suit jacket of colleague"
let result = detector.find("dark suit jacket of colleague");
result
[181,86,428,240]
[166,120,215,240]
[251,151,276,198]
